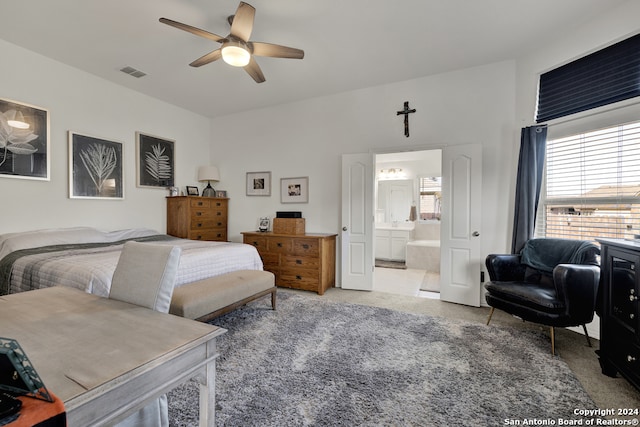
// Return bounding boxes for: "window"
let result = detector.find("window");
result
[536,120,640,241]
[418,176,441,221]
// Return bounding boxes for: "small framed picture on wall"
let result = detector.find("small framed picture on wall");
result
[281,176,309,203]
[246,171,271,196]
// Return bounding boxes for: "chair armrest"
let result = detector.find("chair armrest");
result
[485,254,526,282]
[553,264,601,323]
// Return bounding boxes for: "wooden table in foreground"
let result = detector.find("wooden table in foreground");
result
[0,286,226,426]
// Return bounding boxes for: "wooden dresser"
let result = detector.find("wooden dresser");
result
[242,231,337,295]
[167,196,228,241]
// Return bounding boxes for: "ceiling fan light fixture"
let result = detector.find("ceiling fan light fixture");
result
[221,40,250,67]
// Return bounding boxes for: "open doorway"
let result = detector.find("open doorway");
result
[373,149,441,299]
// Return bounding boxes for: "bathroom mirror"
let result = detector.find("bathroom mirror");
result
[376,179,414,224]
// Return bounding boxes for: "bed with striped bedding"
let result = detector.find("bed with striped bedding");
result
[0,227,263,297]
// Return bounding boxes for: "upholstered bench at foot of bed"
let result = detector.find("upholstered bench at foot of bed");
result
[169,270,276,322]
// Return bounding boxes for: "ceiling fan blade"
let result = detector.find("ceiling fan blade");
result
[244,57,265,83]
[250,42,304,59]
[189,49,222,67]
[229,2,255,42]
[159,18,225,43]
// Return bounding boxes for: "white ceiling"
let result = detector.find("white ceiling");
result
[0,0,627,118]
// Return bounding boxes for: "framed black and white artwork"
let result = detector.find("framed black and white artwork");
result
[0,98,50,180]
[69,131,124,199]
[246,171,271,196]
[136,132,175,188]
[281,176,309,203]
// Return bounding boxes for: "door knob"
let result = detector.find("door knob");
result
[472,231,480,237]
[342,226,348,231]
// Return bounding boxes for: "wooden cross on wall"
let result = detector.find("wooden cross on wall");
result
[396,101,416,137]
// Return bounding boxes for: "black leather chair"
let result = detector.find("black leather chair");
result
[484,238,600,355]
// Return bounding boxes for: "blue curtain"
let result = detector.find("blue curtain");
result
[511,125,547,254]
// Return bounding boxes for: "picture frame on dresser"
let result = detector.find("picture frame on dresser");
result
[68,131,124,199]
[135,131,175,189]
[0,97,50,181]
[246,171,271,196]
[186,186,199,196]
[281,177,309,203]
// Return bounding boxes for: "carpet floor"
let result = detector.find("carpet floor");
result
[167,292,595,426]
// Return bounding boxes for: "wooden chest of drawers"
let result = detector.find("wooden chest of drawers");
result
[242,231,337,295]
[167,196,228,241]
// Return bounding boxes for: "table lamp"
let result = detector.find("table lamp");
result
[198,166,220,197]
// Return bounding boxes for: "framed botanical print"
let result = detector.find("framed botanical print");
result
[0,98,50,180]
[136,132,175,188]
[281,176,309,203]
[69,131,124,199]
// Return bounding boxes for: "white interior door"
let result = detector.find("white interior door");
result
[341,153,374,290]
[440,144,482,306]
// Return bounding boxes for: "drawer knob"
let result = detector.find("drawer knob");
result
[216,202,221,206]
[197,223,202,228]
[302,244,309,249]
[628,355,637,362]
[252,241,259,246]
[631,313,636,320]
[277,243,283,248]
[631,294,639,302]
[217,212,222,216]
[196,212,202,216]
[197,202,203,206]
[296,259,302,265]
[296,275,302,280]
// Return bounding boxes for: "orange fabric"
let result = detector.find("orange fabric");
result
[5,391,65,427]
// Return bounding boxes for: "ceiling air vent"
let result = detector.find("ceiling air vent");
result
[120,66,147,78]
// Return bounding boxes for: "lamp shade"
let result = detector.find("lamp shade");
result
[221,40,250,67]
[198,166,220,182]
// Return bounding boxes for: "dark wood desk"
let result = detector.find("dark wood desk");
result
[0,286,226,426]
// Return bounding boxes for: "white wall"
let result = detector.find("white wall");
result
[211,60,518,280]
[0,39,212,234]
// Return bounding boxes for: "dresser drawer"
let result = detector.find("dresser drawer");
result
[608,325,640,370]
[268,237,293,253]
[293,238,319,256]
[188,229,227,241]
[279,269,320,292]
[281,254,320,269]
[191,209,226,220]
[191,218,226,230]
[243,235,268,251]
[190,198,212,208]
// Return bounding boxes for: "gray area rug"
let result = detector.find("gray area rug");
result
[167,293,595,426]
